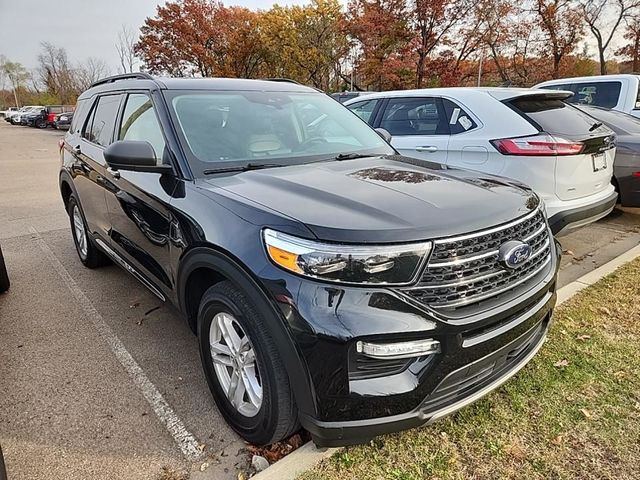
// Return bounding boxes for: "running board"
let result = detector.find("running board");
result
[94,238,166,302]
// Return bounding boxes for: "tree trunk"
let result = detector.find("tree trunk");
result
[597,38,606,75]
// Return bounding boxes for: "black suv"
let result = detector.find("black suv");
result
[59,74,560,447]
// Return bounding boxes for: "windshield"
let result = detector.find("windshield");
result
[165,90,393,176]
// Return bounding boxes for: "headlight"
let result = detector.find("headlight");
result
[59,116,68,121]
[263,228,431,285]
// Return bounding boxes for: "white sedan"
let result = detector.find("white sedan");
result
[345,88,617,235]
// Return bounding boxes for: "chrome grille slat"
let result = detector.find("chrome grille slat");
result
[403,208,552,310]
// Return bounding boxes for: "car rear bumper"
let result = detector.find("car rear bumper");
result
[301,310,552,447]
[547,189,617,235]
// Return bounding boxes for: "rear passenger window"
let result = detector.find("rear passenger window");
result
[119,94,166,162]
[442,98,477,134]
[380,97,448,136]
[83,95,122,147]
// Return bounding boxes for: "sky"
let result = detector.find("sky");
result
[0,0,304,72]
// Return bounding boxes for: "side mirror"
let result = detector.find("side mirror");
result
[104,140,172,174]
[375,128,392,143]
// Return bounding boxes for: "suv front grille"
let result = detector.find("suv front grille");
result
[404,207,551,310]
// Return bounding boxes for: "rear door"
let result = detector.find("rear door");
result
[346,98,382,126]
[508,95,615,201]
[70,94,123,240]
[376,96,450,163]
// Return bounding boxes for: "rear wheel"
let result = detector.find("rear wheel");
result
[68,195,109,268]
[197,281,299,445]
[35,119,47,129]
[0,246,10,293]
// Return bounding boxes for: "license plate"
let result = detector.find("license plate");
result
[592,153,606,172]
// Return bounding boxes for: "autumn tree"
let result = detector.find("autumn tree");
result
[1,58,29,107]
[616,15,640,71]
[346,0,414,90]
[534,0,583,78]
[581,0,640,75]
[410,0,472,88]
[261,0,348,89]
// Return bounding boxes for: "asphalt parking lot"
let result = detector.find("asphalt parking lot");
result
[0,120,639,480]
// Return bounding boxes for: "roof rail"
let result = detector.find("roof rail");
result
[264,78,301,85]
[90,72,154,89]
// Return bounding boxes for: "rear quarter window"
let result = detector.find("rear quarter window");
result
[508,97,610,136]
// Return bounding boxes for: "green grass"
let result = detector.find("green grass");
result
[300,259,640,480]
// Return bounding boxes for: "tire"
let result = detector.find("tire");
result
[0,246,10,293]
[36,119,47,129]
[67,195,109,268]
[197,281,299,445]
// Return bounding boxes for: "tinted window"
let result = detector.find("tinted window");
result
[561,82,621,108]
[119,94,166,162]
[442,98,477,134]
[70,99,88,133]
[167,91,392,175]
[347,99,379,123]
[83,95,122,147]
[380,97,448,136]
[509,97,610,136]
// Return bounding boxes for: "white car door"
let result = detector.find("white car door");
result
[379,96,450,164]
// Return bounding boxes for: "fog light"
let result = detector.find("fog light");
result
[356,339,441,359]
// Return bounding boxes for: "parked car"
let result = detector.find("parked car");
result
[53,111,73,130]
[0,244,9,293]
[534,74,640,118]
[330,91,376,103]
[345,88,617,235]
[574,105,640,207]
[60,73,560,447]
[7,106,44,125]
[0,444,7,480]
[22,108,49,128]
[0,106,19,118]
[44,105,74,127]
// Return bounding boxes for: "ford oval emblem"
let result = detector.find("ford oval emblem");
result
[498,240,532,269]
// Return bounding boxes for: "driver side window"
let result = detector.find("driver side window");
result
[119,94,166,164]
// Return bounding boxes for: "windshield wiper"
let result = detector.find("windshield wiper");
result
[334,153,376,161]
[589,122,603,132]
[203,163,283,175]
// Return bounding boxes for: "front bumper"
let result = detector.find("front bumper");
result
[267,236,561,447]
[548,189,617,236]
[302,312,551,446]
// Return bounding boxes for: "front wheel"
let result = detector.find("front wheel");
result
[197,281,299,445]
[0,246,10,293]
[35,119,47,129]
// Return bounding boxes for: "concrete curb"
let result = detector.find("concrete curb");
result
[251,241,640,480]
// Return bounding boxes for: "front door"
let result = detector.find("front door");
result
[377,96,450,164]
[103,92,175,294]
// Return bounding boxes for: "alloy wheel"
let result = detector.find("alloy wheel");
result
[209,312,263,417]
[72,205,88,258]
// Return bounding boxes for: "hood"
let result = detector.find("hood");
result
[200,156,539,243]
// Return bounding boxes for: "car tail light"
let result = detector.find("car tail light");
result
[491,134,584,156]
[633,172,640,178]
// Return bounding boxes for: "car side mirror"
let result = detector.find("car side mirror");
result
[104,140,172,174]
[375,128,392,143]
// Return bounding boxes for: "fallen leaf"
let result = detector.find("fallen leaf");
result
[580,408,593,419]
[554,359,570,368]
[200,462,209,472]
[551,434,564,445]
[598,306,611,316]
[576,334,591,341]
[564,249,574,256]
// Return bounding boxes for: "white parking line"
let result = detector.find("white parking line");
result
[31,229,204,461]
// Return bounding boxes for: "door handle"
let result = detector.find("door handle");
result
[415,146,438,153]
[107,167,121,179]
